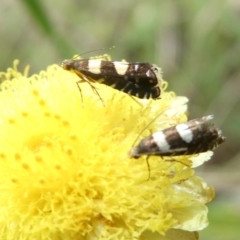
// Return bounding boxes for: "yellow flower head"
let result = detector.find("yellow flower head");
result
[0,59,215,240]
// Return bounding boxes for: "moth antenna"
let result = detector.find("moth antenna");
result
[131,106,169,148]
[73,46,115,59]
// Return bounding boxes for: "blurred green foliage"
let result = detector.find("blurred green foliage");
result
[200,200,240,240]
[1,0,240,239]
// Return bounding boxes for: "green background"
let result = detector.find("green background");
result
[1,0,240,239]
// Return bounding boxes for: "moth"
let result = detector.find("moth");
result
[130,115,226,158]
[61,58,163,101]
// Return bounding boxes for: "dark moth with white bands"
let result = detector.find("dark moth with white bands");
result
[61,59,163,99]
[130,115,226,158]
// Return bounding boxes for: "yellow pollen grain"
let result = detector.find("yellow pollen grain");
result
[38,178,46,184]
[39,99,46,106]
[69,134,77,141]
[14,153,21,161]
[11,178,18,184]
[32,89,39,97]
[35,156,43,163]
[22,162,30,170]
[21,112,28,117]
[55,164,62,171]
[76,171,83,178]
[45,141,53,148]
[54,114,61,120]
[44,112,51,117]
[62,120,70,126]
[0,153,6,159]
[65,147,73,156]
[8,118,15,124]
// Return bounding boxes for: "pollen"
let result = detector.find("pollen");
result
[8,118,16,124]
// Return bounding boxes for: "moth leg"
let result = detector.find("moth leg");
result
[164,157,191,168]
[76,81,84,107]
[146,156,151,180]
[76,73,105,106]
[128,95,143,107]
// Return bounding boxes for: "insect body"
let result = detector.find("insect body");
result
[130,115,226,159]
[61,58,163,99]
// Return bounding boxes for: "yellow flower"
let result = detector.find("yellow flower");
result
[0,59,214,239]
